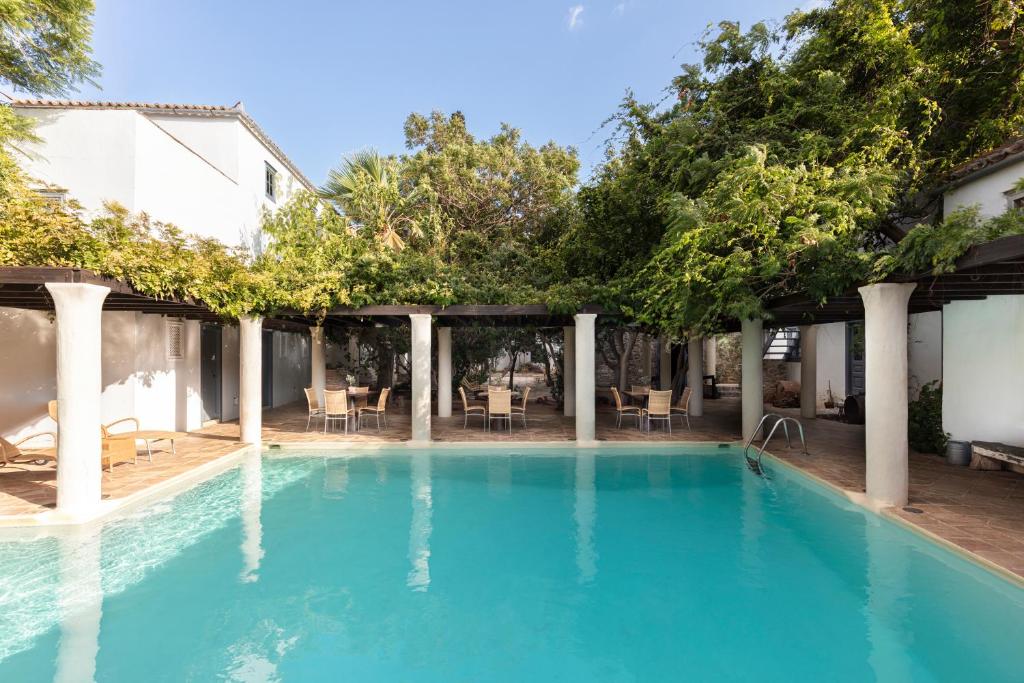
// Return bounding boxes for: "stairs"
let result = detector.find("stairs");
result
[763,327,801,361]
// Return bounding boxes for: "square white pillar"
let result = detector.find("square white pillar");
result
[410,314,432,442]
[687,337,704,417]
[239,315,263,446]
[437,327,452,418]
[741,318,764,441]
[859,283,916,508]
[659,336,672,390]
[574,314,597,444]
[45,282,109,516]
[310,325,326,405]
[563,326,576,417]
[799,325,818,420]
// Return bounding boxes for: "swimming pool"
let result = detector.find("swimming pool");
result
[1,445,1021,681]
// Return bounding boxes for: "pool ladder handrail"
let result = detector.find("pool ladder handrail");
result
[743,413,808,475]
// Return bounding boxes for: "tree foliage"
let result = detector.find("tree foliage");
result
[566,0,1024,335]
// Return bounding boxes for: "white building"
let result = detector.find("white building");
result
[1,101,315,443]
[796,138,1024,448]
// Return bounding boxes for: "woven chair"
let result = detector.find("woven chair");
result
[510,386,532,427]
[324,389,355,435]
[0,432,57,467]
[487,389,513,434]
[670,387,692,430]
[101,417,185,461]
[643,390,673,433]
[358,387,391,431]
[611,386,643,430]
[304,387,325,431]
[459,386,486,429]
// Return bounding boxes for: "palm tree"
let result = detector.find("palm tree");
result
[319,150,422,251]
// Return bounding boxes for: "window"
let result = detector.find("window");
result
[166,320,185,361]
[1004,187,1024,211]
[34,189,67,206]
[265,162,278,201]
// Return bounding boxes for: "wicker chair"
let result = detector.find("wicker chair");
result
[324,389,356,435]
[643,390,673,433]
[0,432,57,467]
[459,386,486,429]
[358,388,391,431]
[670,387,693,430]
[304,387,325,431]
[510,386,531,427]
[487,389,513,434]
[610,386,643,430]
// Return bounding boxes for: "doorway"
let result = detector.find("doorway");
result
[846,321,865,396]
[262,329,274,408]
[200,324,222,421]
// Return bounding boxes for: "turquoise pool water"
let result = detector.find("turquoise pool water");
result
[1,446,1022,681]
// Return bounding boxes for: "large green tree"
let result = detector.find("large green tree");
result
[566,0,1024,336]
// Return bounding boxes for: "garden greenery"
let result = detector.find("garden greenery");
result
[2,0,1024,332]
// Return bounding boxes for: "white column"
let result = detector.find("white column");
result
[239,452,263,583]
[437,327,452,418]
[575,313,597,444]
[310,325,326,405]
[410,314,432,442]
[55,527,102,683]
[239,315,263,446]
[574,452,597,584]
[704,336,717,376]
[741,318,764,442]
[407,452,433,591]
[659,336,672,390]
[859,283,916,508]
[46,282,109,516]
[563,326,576,417]
[799,325,818,420]
[687,337,705,417]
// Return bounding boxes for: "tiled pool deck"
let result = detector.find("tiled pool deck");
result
[2,399,1022,579]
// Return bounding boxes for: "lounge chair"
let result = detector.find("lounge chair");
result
[101,435,137,472]
[510,386,531,427]
[324,389,356,435]
[0,432,57,467]
[487,389,513,434]
[359,387,391,431]
[101,418,186,461]
[643,390,673,433]
[304,387,325,431]
[459,386,486,429]
[670,387,693,430]
[610,386,642,430]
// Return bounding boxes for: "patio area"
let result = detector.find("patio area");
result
[2,397,1021,580]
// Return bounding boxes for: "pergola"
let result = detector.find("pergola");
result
[278,304,614,444]
[741,234,1024,508]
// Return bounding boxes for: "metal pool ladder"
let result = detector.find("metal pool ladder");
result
[743,413,808,476]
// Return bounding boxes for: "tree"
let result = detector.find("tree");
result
[318,150,434,252]
[0,0,99,96]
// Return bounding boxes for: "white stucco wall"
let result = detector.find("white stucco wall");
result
[814,322,847,408]
[942,296,1024,446]
[13,106,306,249]
[0,309,203,442]
[13,109,138,216]
[943,158,1024,219]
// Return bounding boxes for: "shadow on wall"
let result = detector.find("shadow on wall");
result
[1,308,171,441]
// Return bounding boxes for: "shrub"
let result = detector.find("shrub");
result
[908,381,949,455]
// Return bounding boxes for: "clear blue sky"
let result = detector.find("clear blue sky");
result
[77,0,802,184]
